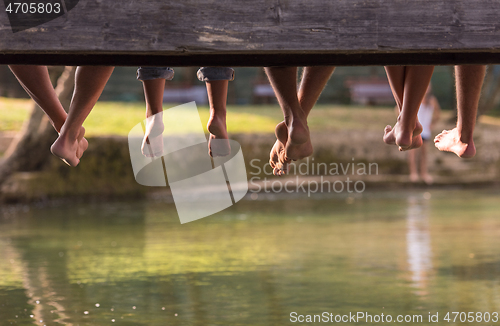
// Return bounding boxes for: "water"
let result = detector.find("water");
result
[1,189,500,325]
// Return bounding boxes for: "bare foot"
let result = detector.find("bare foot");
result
[383,119,423,151]
[51,125,89,167]
[409,173,419,182]
[51,133,81,167]
[141,113,164,158]
[272,118,313,177]
[421,173,434,185]
[285,119,313,161]
[207,115,230,157]
[269,121,288,176]
[434,128,476,158]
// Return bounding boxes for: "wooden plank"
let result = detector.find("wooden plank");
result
[1,0,500,65]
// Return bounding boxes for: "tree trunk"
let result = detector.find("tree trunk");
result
[478,65,500,117]
[0,66,75,185]
[479,65,495,107]
[448,65,458,123]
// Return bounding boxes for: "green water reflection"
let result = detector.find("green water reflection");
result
[1,189,500,325]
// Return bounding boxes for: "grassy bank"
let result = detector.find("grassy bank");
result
[1,97,403,136]
[5,98,500,137]
[3,97,500,203]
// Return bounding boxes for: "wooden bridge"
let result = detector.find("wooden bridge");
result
[1,0,500,66]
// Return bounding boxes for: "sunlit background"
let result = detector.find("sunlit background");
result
[1,66,500,325]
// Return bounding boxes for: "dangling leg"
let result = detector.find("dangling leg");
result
[267,66,334,175]
[137,67,174,157]
[51,66,114,166]
[205,80,230,157]
[384,66,434,151]
[434,65,486,158]
[197,67,234,157]
[265,67,313,176]
[9,65,88,159]
[141,78,166,157]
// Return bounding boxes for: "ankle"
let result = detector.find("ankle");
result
[53,117,66,133]
[59,126,79,141]
[146,107,162,118]
[285,119,308,137]
[283,114,293,128]
[459,132,473,144]
[210,105,226,114]
[147,112,163,122]
[455,125,471,142]
[207,114,226,127]
[398,115,418,130]
[208,113,226,126]
[52,121,63,134]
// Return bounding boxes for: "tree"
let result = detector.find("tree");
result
[478,65,500,117]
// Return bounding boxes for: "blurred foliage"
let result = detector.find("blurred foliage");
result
[79,66,457,108]
[0,98,402,136]
[0,98,31,131]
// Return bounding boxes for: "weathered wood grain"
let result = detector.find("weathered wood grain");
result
[1,0,500,65]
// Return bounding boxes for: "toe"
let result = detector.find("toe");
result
[434,131,446,142]
[383,125,396,144]
[82,138,89,151]
[438,130,450,136]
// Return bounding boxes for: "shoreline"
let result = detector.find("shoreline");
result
[1,128,500,203]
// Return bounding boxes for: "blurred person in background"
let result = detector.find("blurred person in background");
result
[408,84,440,184]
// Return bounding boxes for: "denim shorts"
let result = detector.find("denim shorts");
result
[196,67,234,81]
[137,67,234,81]
[136,67,174,81]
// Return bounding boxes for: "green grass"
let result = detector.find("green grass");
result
[0,97,427,136]
[91,102,282,136]
[0,98,32,132]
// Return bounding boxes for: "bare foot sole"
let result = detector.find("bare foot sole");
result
[51,135,80,167]
[207,116,230,157]
[434,128,476,158]
[409,173,419,183]
[141,114,165,158]
[383,120,423,151]
[421,174,434,185]
[269,121,288,176]
[270,119,313,177]
[285,132,313,161]
[280,120,313,172]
